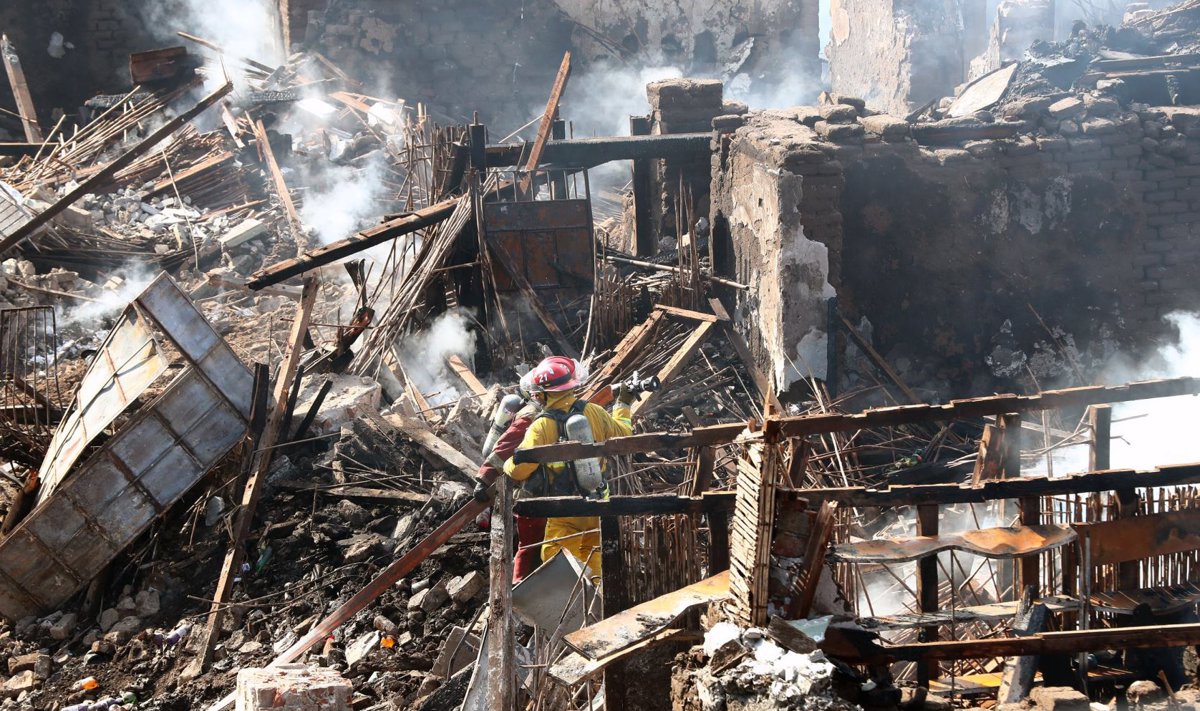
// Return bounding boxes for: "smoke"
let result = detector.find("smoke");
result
[1105,312,1200,470]
[564,64,684,138]
[1022,311,1200,477]
[58,263,157,332]
[397,310,478,407]
[298,153,393,248]
[136,0,284,78]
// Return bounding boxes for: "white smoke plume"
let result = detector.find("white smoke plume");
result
[298,153,393,245]
[1024,311,1200,476]
[58,262,157,331]
[1106,312,1200,470]
[564,64,684,138]
[397,310,478,407]
[136,0,284,84]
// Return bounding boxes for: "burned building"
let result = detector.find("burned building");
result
[0,0,1199,710]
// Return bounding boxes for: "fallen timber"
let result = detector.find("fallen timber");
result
[511,376,1200,464]
[513,463,1200,517]
[0,81,235,255]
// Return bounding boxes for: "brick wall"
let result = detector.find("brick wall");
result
[712,98,1200,398]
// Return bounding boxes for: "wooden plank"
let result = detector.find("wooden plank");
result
[486,236,579,359]
[219,103,244,148]
[1088,404,1112,472]
[631,320,715,418]
[272,481,429,504]
[384,414,480,484]
[515,377,1200,464]
[485,474,516,711]
[827,622,1200,664]
[971,424,1004,486]
[788,501,836,618]
[517,52,571,199]
[584,308,666,406]
[148,150,235,196]
[514,491,735,518]
[1,36,42,142]
[655,304,720,323]
[446,354,487,397]
[0,81,234,255]
[251,118,305,250]
[688,446,716,496]
[189,276,318,676]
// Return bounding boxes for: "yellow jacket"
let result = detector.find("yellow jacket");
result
[504,391,632,482]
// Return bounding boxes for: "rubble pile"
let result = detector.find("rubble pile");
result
[672,622,859,711]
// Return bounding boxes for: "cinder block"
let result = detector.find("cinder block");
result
[236,664,351,710]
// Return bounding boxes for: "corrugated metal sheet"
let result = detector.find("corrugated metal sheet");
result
[0,274,251,620]
[36,309,168,502]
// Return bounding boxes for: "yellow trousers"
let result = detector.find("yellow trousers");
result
[542,515,601,575]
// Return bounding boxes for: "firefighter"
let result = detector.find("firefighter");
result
[503,356,634,574]
[474,374,544,583]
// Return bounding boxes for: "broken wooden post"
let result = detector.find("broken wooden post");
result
[516,52,571,199]
[187,276,318,677]
[630,115,655,257]
[1088,404,1112,471]
[1,36,42,142]
[998,587,1048,703]
[0,81,234,255]
[601,515,631,711]
[251,118,306,253]
[787,501,836,619]
[729,442,779,627]
[916,502,939,687]
[485,474,516,711]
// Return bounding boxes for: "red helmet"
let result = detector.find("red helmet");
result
[527,356,582,392]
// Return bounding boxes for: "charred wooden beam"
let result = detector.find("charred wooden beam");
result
[513,377,1200,464]
[910,120,1025,145]
[485,133,712,167]
[516,51,571,199]
[827,622,1200,664]
[245,196,462,289]
[791,462,1200,507]
[515,492,736,518]
[1,35,42,142]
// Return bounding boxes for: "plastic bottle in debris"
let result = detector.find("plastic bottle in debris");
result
[564,413,605,498]
[73,676,99,692]
[481,393,526,457]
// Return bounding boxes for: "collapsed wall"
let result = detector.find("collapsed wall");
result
[826,0,967,117]
[712,96,1200,396]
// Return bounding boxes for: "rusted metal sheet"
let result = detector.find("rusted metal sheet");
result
[484,200,593,291]
[36,308,168,502]
[128,46,191,84]
[0,273,251,620]
[1076,508,1200,566]
[830,525,1076,563]
[562,570,728,662]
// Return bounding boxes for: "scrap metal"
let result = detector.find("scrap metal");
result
[0,273,252,620]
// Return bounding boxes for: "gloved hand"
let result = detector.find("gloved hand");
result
[614,383,637,405]
[472,478,493,503]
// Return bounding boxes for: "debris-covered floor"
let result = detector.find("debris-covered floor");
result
[4,0,1200,710]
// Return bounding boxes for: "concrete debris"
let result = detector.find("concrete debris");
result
[236,664,352,710]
